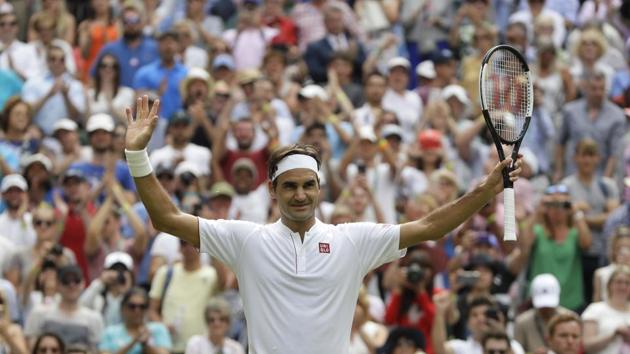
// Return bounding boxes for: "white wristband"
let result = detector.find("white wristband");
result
[125,148,153,177]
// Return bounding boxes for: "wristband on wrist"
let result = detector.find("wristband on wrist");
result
[125,148,153,177]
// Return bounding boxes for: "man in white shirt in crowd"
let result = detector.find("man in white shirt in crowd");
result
[124,96,521,354]
[382,57,423,143]
[150,110,212,177]
[0,11,40,81]
[0,174,35,247]
[22,45,86,135]
[229,157,270,224]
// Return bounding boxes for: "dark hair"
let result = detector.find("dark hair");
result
[363,71,386,84]
[547,312,581,337]
[399,251,434,317]
[267,144,321,188]
[94,54,121,100]
[468,295,496,313]
[1,96,32,133]
[304,122,327,136]
[481,329,511,349]
[121,287,149,309]
[32,333,65,354]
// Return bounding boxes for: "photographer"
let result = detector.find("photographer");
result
[79,252,135,327]
[384,250,457,354]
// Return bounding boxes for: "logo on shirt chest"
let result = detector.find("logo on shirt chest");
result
[319,242,330,254]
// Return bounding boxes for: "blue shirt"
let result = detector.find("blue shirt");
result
[132,60,188,120]
[92,38,159,87]
[69,160,136,195]
[611,70,630,99]
[0,70,23,110]
[99,322,172,354]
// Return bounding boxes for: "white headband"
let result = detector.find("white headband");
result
[271,154,319,181]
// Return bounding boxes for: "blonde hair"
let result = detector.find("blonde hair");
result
[575,29,608,60]
[606,266,630,301]
[609,226,630,262]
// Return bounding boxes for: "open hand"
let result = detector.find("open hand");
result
[125,96,160,151]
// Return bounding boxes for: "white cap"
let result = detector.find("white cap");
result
[175,161,202,178]
[387,57,411,71]
[380,124,404,139]
[531,273,561,309]
[86,113,115,133]
[416,60,436,79]
[299,85,329,101]
[441,85,470,105]
[0,174,28,193]
[185,67,211,83]
[104,251,134,269]
[52,118,78,133]
[358,126,377,143]
[22,153,53,172]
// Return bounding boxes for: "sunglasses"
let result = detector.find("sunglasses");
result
[47,56,65,63]
[99,62,118,69]
[544,201,571,209]
[34,219,55,227]
[207,316,228,323]
[486,350,508,354]
[0,21,16,27]
[126,302,148,311]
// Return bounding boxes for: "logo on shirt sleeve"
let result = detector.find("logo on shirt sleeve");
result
[319,242,330,254]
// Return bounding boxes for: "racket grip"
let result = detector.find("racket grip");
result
[503,188,517,241]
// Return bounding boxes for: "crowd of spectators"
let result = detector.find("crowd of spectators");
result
[0,0,629,353]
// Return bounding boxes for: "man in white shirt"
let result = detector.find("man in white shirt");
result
[0,174,36,247]
[124,96,522,354]
[382,57,423,143]
[150,111,212,176]
[0,12,40,80]
[353,71,387,127]
[230,157,270,224]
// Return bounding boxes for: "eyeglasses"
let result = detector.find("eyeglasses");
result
[543,201,571,209]
[207,316,228,323]
[60,277,81,286]
[126,302,148,311]
[47,56,65,63]
[0,21,17,27]
[544,184,569,195]
[34,219,54,227]
[215,92,231,99]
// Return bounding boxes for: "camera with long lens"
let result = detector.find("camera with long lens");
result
[406,263,425,284]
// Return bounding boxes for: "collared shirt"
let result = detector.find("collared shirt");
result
[0,40,41,80]
[92,38,159,87]
[222,27,278,71]
[382,88,423,143]
[22,73,86,135]
[200,218,403,353]
[132,60,188,120]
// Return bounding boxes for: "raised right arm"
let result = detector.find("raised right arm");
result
[125,96,200,247]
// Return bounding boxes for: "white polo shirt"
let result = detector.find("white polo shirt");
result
[199,218,403,354]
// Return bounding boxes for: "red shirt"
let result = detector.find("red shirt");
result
[264,15,298,46]
[59,204,96,281]
[385,289,439,354]
[222,148,270,187]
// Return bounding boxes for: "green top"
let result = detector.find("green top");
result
[528,224,583,311]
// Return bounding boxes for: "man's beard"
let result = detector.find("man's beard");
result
[237,140,252,150]
[123,31,142,42]
[93,146,111,154]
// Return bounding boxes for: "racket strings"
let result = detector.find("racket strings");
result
[482,50,531,143]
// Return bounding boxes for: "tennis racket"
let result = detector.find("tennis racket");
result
[479,45,533,241]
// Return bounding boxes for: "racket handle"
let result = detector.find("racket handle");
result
[503,188,517,241]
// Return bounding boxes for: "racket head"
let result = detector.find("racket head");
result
[479,45,533,145]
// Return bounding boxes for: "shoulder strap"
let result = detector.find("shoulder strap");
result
[159,265,174,310]
[598,178,610,199]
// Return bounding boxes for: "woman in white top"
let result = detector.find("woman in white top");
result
[185,297,245,354]
[87,54,134,124]
[349,287,388,354]
[593,226,630,302]
[582,266,630,354]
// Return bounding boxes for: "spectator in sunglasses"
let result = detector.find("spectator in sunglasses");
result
[185,297,244,354]
[87,54,135,124]
[513,184,592,312]
[24,265,103,352]
[99,287,171,354]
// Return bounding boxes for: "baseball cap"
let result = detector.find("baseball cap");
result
[52,118,78,133]
[208,181,236,199]
[231,157,258,178]
[358,126,377,143]
[416,60,436,79]
[174,161,202,178]
[441,85,470,105]
[465,253,496,272]
[380,124,404,140]
[22,153,53,172]
[418,129,443,150]
[86,113,115,133]
[0,174,28,193]
[531,273,561,308]
[387,56,411,71]
[156,29,178,41]
[168,110,192,126]
[212,54,236,71]
[474,232,499,248]
[62,168,86,183]
[57,264,83,282]
[104,251,134,270]
[298,85,329,101]
[237,69,262,85]
[433,48,455,65]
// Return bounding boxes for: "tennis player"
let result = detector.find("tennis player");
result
[124,96,521,353]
